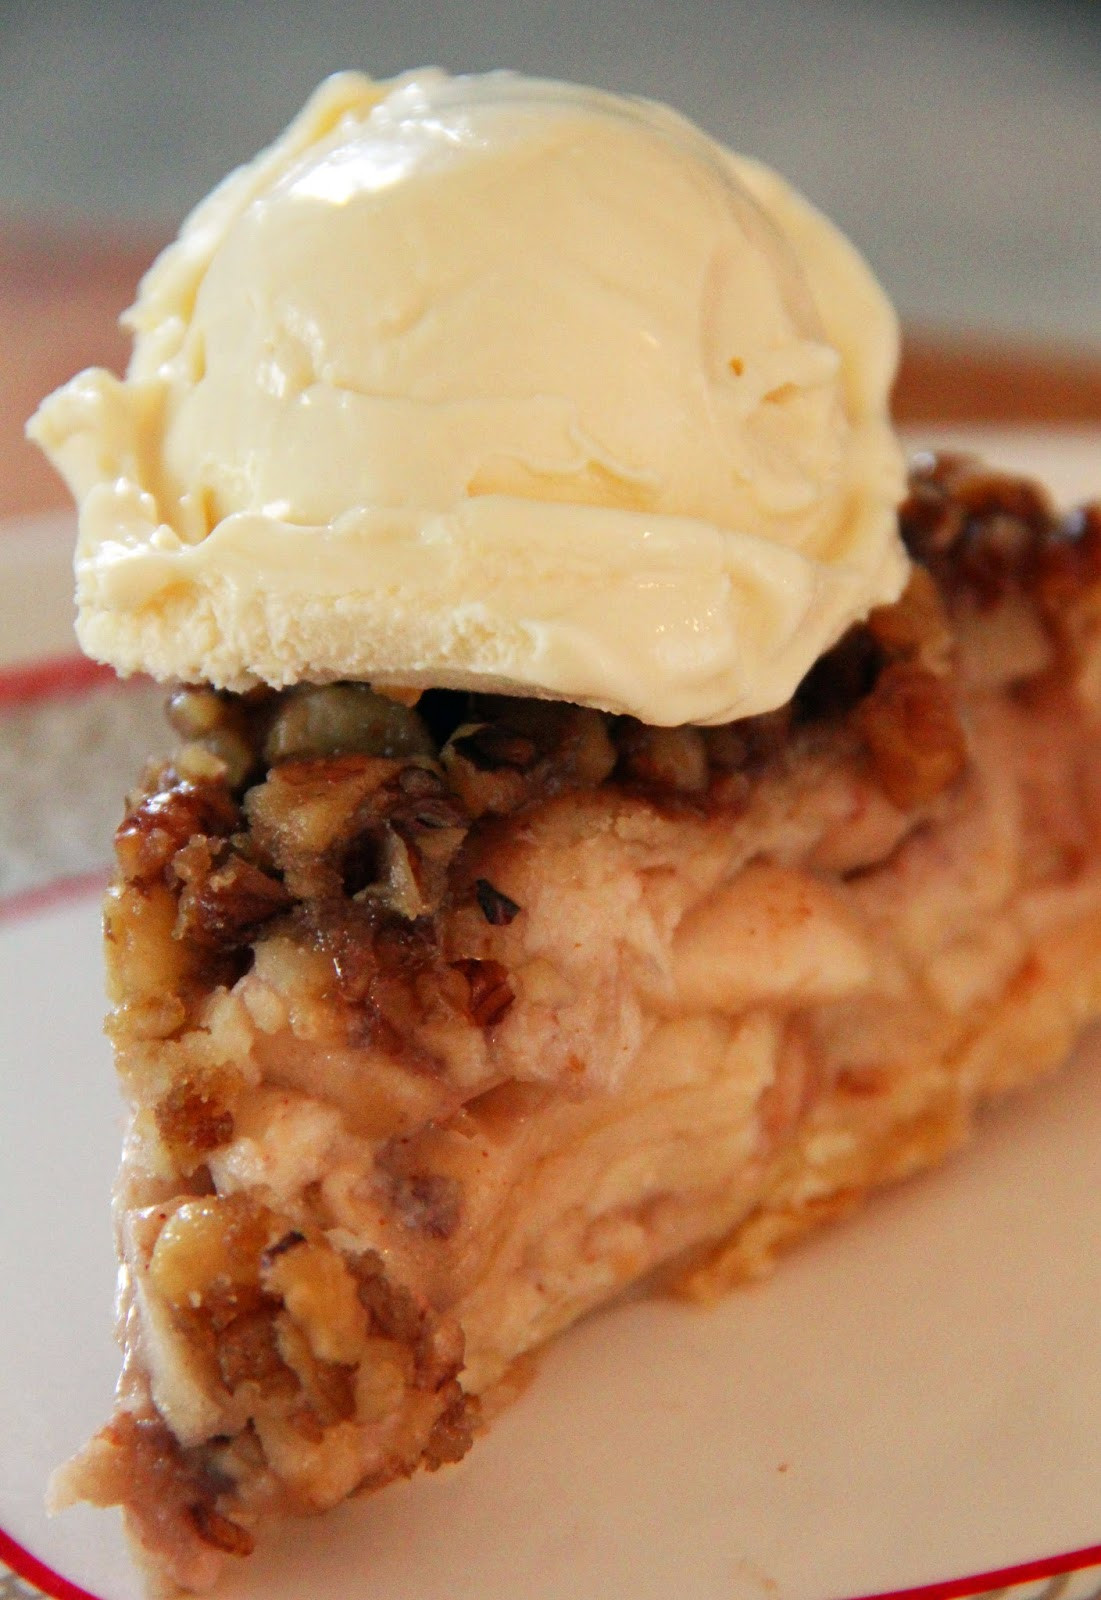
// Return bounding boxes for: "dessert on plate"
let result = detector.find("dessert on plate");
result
[28,69,1101,1594]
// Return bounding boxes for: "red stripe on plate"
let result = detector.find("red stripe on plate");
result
[0,869,108,924]
[849,1542,1101,1600]
[0,655,123,707]
[1,1518,1100,1600]
[0,1526,105,1600]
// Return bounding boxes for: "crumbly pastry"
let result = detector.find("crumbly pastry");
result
[44,456,1101,1592]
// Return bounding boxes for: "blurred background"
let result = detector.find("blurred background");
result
[2,0,1099,343]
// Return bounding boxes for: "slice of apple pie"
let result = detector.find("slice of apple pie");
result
[49,455,1101,1591]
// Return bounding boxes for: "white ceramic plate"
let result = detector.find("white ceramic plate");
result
[2,431,1101,1600]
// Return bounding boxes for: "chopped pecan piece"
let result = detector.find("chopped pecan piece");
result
[442,703,615,816]
[245,754,402,899]
[148,1194,280,1326]
[116,779,240,885]
[442,731,531,814]
[866,566,954,675]
[262,684,436,765]
[173,840,292,950]
[349,1252,425,1347]
[901,452,1058,606]
[857,661,968,808]
[348,1251,465,1392]
[312,904,468,1066]
[452,724,539,771]
[167,688,244,741]
[245,754,466,915]
[78,1411,255,1569]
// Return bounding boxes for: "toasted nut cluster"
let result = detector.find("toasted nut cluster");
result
[244,753,468,913]
[263,685,437,765]
[441,701,616,816]
[901,452,1058,606]
[172,837,292,950]
[856,661,968,809]
[167,689,256,790]
[115,779,240,886]
[167,684,437,787]
[901,452,1101,640]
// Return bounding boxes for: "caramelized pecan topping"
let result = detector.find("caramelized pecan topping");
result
[116,780,240,885]
[173,839,292,949]
[901,452,1057,607]
[857,661,968,808]
[442,701,615,816]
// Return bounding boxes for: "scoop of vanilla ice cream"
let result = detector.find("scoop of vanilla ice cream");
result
[29,70,908,726]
